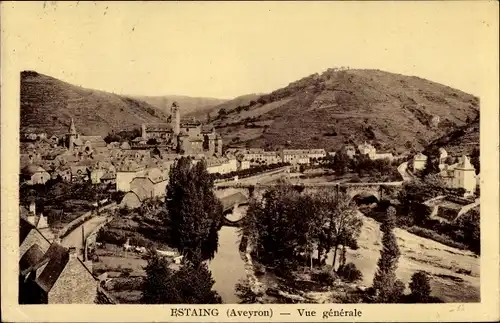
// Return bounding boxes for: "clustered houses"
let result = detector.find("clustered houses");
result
[139,102,223,156]
[224,148,328,167]
[411,149,479,195]
[19,217,98,304]
[19,102,226,189]
[356,142,394,161]
[439,155,478,194]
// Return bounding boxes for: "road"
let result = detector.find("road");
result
[61,215,108,251]
[397,161,414,182]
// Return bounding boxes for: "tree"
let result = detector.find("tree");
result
[409,271,432,303]
[372,206,402,303]
[470,147,480,174]
[316,192,362,271]
[398,177,445,225]
[456,208,480,254]
[333,149,350,175]
[240,185,362,274]
[422,148,440,176]
[142,251,222,304]
[147,138,158,145]
[240,184,321,271]
[166,157,223,262]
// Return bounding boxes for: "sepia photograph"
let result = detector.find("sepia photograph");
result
[1,1,498,322]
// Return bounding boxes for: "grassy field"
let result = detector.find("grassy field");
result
[341,213,480,302]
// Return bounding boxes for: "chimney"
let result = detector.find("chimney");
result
[29,201,36,215]
[68,247,79,259]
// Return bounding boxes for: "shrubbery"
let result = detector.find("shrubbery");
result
[338,263,363,283]
[312,266,338,285]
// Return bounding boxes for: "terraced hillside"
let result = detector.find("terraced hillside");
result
[210,69,480,153]
[425,118,479,156]
[20,71,169,137]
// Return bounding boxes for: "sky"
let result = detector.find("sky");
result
[2,1,498,99]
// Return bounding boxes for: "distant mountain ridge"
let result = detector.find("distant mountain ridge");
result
[20,71,228,138]
[132,95,227,120]
[208,68,479,153]
[20,69,480,154]
[20,71,171,137]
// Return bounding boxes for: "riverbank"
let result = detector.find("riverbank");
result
[237,211,479,303]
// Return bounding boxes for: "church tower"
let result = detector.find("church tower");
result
[170,102,180,136]
[68,118,77,151]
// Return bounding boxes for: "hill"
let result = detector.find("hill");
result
[210,69,479,153]
[425,118,479,156]
[20,71,170,137]
[132,95,227,121]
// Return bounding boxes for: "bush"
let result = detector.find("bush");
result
[312,266,338,286]
[409,271,431,303]
[338,263,363,283]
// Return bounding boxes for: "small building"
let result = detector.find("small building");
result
[413,153,428,171]
[357,142,376,156]
[18,217,98,304]
[100,171,116,184]
[20,243,98,304]
[20,165,51,185]
[238,160,250,171]
[440,155,477,194]
[344,145,356,159]
[281,150,312,165]
[90,168,106,185]
[438,147,448,165]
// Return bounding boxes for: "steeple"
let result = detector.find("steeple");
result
[68,117,77,152]
[69,118,77,135]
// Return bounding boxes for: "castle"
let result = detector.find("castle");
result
[140,102,223,156]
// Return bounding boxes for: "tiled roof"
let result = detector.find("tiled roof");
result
[21,165,46,175]
[20,243,46,272]
[145,123,173,132]
[201,125,215,133]
[35,243,70,293]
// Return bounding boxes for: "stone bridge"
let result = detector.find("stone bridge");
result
[215,181,403,226]
[215,181,403,202]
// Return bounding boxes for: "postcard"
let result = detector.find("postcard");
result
[1,1,498,322]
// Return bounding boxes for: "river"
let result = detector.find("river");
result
[208,204,249,303]
[208,208,480,303]
[209,226,246,303]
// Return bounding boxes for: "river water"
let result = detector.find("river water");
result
[209,226,246,303]
[209,206,248,303]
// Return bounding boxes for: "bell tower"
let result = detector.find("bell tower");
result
[68,118,77,151]
[170,102,180,136]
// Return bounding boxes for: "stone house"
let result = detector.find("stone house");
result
[439,155,477,194]
[412,153,428,172]
[357,142,376,156]
[18,217,98,304]
[205,157,238,174]
[344,145,356,159]
[20,243,98,304]
[20,165,51,185]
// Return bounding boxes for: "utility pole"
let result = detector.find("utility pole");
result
[81,226,86,261]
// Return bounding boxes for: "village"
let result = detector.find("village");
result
[18,100,481,304]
